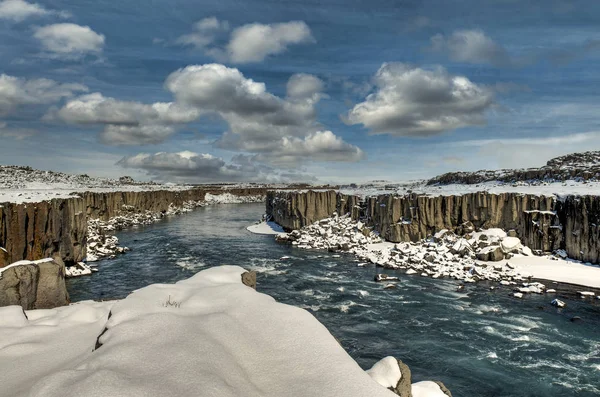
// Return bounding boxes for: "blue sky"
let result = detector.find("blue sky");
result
[1,0,599,183]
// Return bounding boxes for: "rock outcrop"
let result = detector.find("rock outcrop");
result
[426,150,600,185]
[0,259,69,309]
[266,190,360,231]
[267,190,600,264]
[0,198,87,266]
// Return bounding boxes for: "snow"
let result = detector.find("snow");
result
[501,237,522,252]
[0,300,114,397]
[339,180,600,198]
[412,381,450,397]
[277,214,600,289]
[0,258,55,276]
[0,266,397,397]
[507,256,600,289]
[205,192,265,204]
[367,356,402,388]
[246,221,286,235]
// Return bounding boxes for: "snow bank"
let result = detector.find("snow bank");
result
[412,381,451,397]
[1,266,396,397]
[0,301,114,396]
[205,192,265,204]
[507,256,600,289]
[367,356,402,388]
[246,221,286,235]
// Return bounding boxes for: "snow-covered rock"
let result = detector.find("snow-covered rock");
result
[277,215,534,285]
[0,266,402,397]
[551,299,566,308]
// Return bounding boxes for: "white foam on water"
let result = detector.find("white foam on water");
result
[176,259,207,270]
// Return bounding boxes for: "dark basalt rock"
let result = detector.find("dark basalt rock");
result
[267,190,600,264]
[0,259,69,310]
[241,271,257,289]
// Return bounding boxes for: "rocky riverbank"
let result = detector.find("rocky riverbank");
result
[267,190,600,264]
[85,193,265,264]
[268,190,600,291]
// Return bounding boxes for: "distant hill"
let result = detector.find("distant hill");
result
[427,151,600,186]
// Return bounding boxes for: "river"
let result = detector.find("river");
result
[67,203,600,397]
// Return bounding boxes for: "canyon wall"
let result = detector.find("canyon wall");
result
[0,198,87,266]
[267,190,600,264]
[266,190,360,230]
[0,188,268,267]
[83,188,267,220]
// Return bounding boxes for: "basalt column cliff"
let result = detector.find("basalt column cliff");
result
[266,190,600,264]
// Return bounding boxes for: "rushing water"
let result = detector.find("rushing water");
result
[67,203,600,397]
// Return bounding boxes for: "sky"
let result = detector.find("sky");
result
[0,0,599,184]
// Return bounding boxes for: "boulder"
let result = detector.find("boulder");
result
[434,381,453,397]
[241,271,257,289]
[395,359,412,397]
[476,246,504,262]
[0,259,69,310]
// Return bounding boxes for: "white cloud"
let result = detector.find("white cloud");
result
[100,125,176,146]
[0,0,47,21]
[165,64,281,115]
[430,29,511,66]
[117,151,316,183]
[166,65,360,163]
[175,16,229,49]
[0,73,88,116]
[346,63,494,136]
[48,93,199,146]
[50,63,362,163]
[286,73,324,100]
[34,23,105,56]
[227,21,313,63]
[51,93,199,125]
[174,19,314,63]
[252,130,365,165]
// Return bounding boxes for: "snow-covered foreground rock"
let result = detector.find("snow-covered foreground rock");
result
[276,214,600,289]
[0,266,445,397]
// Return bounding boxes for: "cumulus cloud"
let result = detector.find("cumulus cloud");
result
[49,63,362,164]
[34,23,105,56]
[0,73,88,116]
[286,73,324,100]
[175,18,313,63]
[251,130,365,165]
[0,0,48,21]
[227,21,313,63]
[50,93,199,125]
[117,151,316,183]
[430,29,511,66]
[166,64,361,163]
[175,16,229,49]
[47,93,199,145]
[100,125,176,146]
[346,63,494,136]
